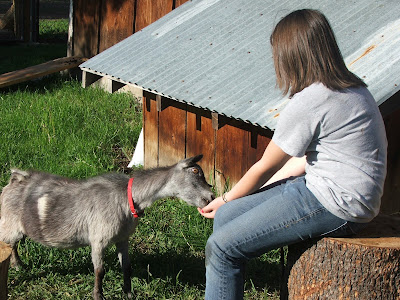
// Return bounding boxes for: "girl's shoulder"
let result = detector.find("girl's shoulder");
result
[293,82,331,99]
[286,82,331,112]
[292,83,373,109]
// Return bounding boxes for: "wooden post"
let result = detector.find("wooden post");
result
[0,242,12,300]
[281,214,400,299]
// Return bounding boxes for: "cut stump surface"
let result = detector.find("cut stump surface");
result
[283,214,400,300]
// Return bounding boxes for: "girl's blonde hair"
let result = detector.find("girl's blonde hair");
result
[270,9,366,97]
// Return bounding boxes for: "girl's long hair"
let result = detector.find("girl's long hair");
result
[270,9,366,97]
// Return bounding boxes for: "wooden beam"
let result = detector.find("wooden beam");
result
[211,112,229,130]
[156,94,170,112]
[81,73,126,93]
[82,70,101,88]
[0,56,87,89]
[110,80,126,93]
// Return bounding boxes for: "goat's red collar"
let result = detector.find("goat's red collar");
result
[127,178,139,218]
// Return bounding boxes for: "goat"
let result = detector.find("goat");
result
[0,155,214,299]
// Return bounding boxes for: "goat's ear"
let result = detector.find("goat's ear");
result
[177,154,203,168]
[10,169,29,183]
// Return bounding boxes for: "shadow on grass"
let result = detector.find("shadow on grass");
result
[0,73,76,95]
[127,249,281,290]
[10,238,282,294]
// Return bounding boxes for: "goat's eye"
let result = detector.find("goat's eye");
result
[192,167,199,174]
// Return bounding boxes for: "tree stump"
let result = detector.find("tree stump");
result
[0,242,12,300]
[281,214,400,299]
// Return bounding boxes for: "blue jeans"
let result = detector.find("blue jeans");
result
[205,176,367,300]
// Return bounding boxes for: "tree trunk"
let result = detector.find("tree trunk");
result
[0,242,12,300]
[281,214,400,300]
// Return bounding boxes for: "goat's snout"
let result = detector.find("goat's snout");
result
[200,193,214,208]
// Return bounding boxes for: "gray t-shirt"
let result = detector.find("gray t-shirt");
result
[272,83,387,223]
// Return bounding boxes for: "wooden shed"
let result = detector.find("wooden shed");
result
[78,0,400,214]
[0,0,39,42]
[68,0,188,58]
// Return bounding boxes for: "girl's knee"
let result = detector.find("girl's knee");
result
[205,233,227,266]
[213,203,235,230]
[205,234,218,259]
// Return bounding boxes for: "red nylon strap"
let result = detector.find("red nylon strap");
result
[127,178,139,218]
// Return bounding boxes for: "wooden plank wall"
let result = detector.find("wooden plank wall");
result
[99,1,135,52]
[135,0,174,32]
[143,91,159,169]
[158,99,187,167]
[72,0,189,58]
[186,108,216,187]
[214,118,272,193]
[73,0,101,58]
[143,95,273,194]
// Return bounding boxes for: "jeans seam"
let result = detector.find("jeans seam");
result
[228,206,327,256]
[320,221,348,237]
[221,250,229,299]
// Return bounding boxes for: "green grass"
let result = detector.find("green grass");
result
[39,19,69,43]
[0,78,141,183]
[0,43,67,74]
[0,19,68,75]
[0,19,282,300]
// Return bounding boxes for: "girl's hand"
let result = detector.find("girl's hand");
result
[197,141,292,219]
[197,196,226,219]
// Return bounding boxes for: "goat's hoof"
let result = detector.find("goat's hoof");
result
[10,259,24,270]
[126,292,133,299]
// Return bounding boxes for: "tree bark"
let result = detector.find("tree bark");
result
[281,214,400,300]
[0,242,12,300]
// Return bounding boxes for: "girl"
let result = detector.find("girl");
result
[198,9,387,300]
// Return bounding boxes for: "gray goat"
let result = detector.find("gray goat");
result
[0,155,214,299]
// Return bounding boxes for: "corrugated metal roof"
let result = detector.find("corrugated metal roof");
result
[80,0,400,130]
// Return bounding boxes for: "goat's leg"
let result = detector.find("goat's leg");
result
[91,244,105,300]
[10,242,24,269]
[116,240,132,298]
[0,220,24,269]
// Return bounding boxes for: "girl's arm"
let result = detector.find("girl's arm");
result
[198,141,295,219]
[263,155,306,186]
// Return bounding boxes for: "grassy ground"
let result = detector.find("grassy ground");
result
[0,20,282,299]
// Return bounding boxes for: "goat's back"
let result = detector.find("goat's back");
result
[1,170,135,248]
